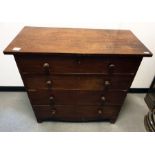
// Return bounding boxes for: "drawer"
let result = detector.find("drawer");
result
[15,55,141,74]
[76,105,120,121]
[32,105,121,122]
[28,89,127,106]
[24,74,134,90]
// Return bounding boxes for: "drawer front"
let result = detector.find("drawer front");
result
[28,89,127,106]
[32,105,120,122]
[33,105,76,121]
[15,55,141,74]
[76,106,120,121]
[24,74,134,90]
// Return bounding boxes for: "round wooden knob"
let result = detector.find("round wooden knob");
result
[109,64,115,69]
[49,96,54,105]
[51,109,56,115]
[101,96,106,102]
[98,109,103,115]
[46,80,52,87]
[43,63,49,68]
[49,96,54,101]
[108,64,115,74]
[105,81,111,87]
[43,63,50,74]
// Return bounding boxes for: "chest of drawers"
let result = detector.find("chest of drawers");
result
[4,27,152,123]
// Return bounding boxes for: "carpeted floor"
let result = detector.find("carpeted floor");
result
[0,92,148,132]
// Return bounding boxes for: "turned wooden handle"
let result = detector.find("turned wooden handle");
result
[49,96,55,106]
[98,109,103,115]
[46,80,52,87]
[109,64,115,69]
[51,109,56,115]
[49,96,54,101]
[108,64,115,73]
[105,81,111,87]
[43,63,50,74]
[101,96,106,102]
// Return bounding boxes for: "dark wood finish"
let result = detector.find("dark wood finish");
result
[32,105,120,122]
[27,89,127,106]
[3,27,152,123]
[15,55,141,74]
[23,74,134,90]
[4,27,152,57]
[0,86,150,93]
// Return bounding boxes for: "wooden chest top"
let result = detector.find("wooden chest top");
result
[4,26,152,57]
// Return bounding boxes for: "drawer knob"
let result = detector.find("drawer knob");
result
[105,81,111,87]
[98,109,103,115]
[43,62,49,68]
[51,109,56,115]
[101,96,106,102]
[43,63,50,74]
[108,64,115,73]
[49,96,55,106]
[46,80,52,87]
[49,96,54,101]
[109,64,115,69]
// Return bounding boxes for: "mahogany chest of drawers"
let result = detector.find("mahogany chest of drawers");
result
[4,26,152,123]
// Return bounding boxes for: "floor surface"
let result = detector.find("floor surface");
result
[0,92,148,132]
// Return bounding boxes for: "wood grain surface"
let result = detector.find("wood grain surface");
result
[4,26,152,56]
